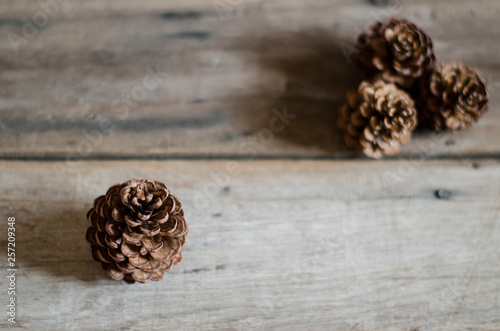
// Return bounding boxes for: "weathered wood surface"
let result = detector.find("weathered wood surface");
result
[0,0,499,330]
[0,160,499,330]
[0,0,499,158]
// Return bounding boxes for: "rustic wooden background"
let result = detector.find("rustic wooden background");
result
[0,0,499,330]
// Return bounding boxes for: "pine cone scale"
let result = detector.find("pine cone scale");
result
[117,261,135,274]
[108,267,125,281]
[149,243,173,262]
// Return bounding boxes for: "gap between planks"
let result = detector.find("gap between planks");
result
[0,152,500,161]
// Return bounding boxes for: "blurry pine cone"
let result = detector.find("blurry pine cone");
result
[86,179,188,284]
[338,80,417,158]
[417,62,488,131]
[355,18,435,88]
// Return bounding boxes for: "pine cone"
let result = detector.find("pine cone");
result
[355,18,435,88]
[338,80,417,158]
[417,62,488,131]
[85,179,188,284]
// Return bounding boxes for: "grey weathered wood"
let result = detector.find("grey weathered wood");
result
[0,160,499,330]
[0,1,499,330]
[0,0,499,158]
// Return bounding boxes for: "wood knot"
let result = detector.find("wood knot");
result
[434,189,452,200]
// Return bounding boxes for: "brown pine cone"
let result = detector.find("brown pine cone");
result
[355,18,435,88]
[417,62,488,131]
[338,80,417,158]
[85,179,188,284]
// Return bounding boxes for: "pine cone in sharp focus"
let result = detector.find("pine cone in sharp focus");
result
[355,18,435,88]
[338,80,418,158]
[417,62,488,131]
[86,179,188,284]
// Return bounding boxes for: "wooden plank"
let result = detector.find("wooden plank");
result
[0,0,499,158]
[0,159,498,330]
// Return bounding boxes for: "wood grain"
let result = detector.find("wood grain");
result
[0,160,498,330]
[0,0,499,158]
[0,1,499,330]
